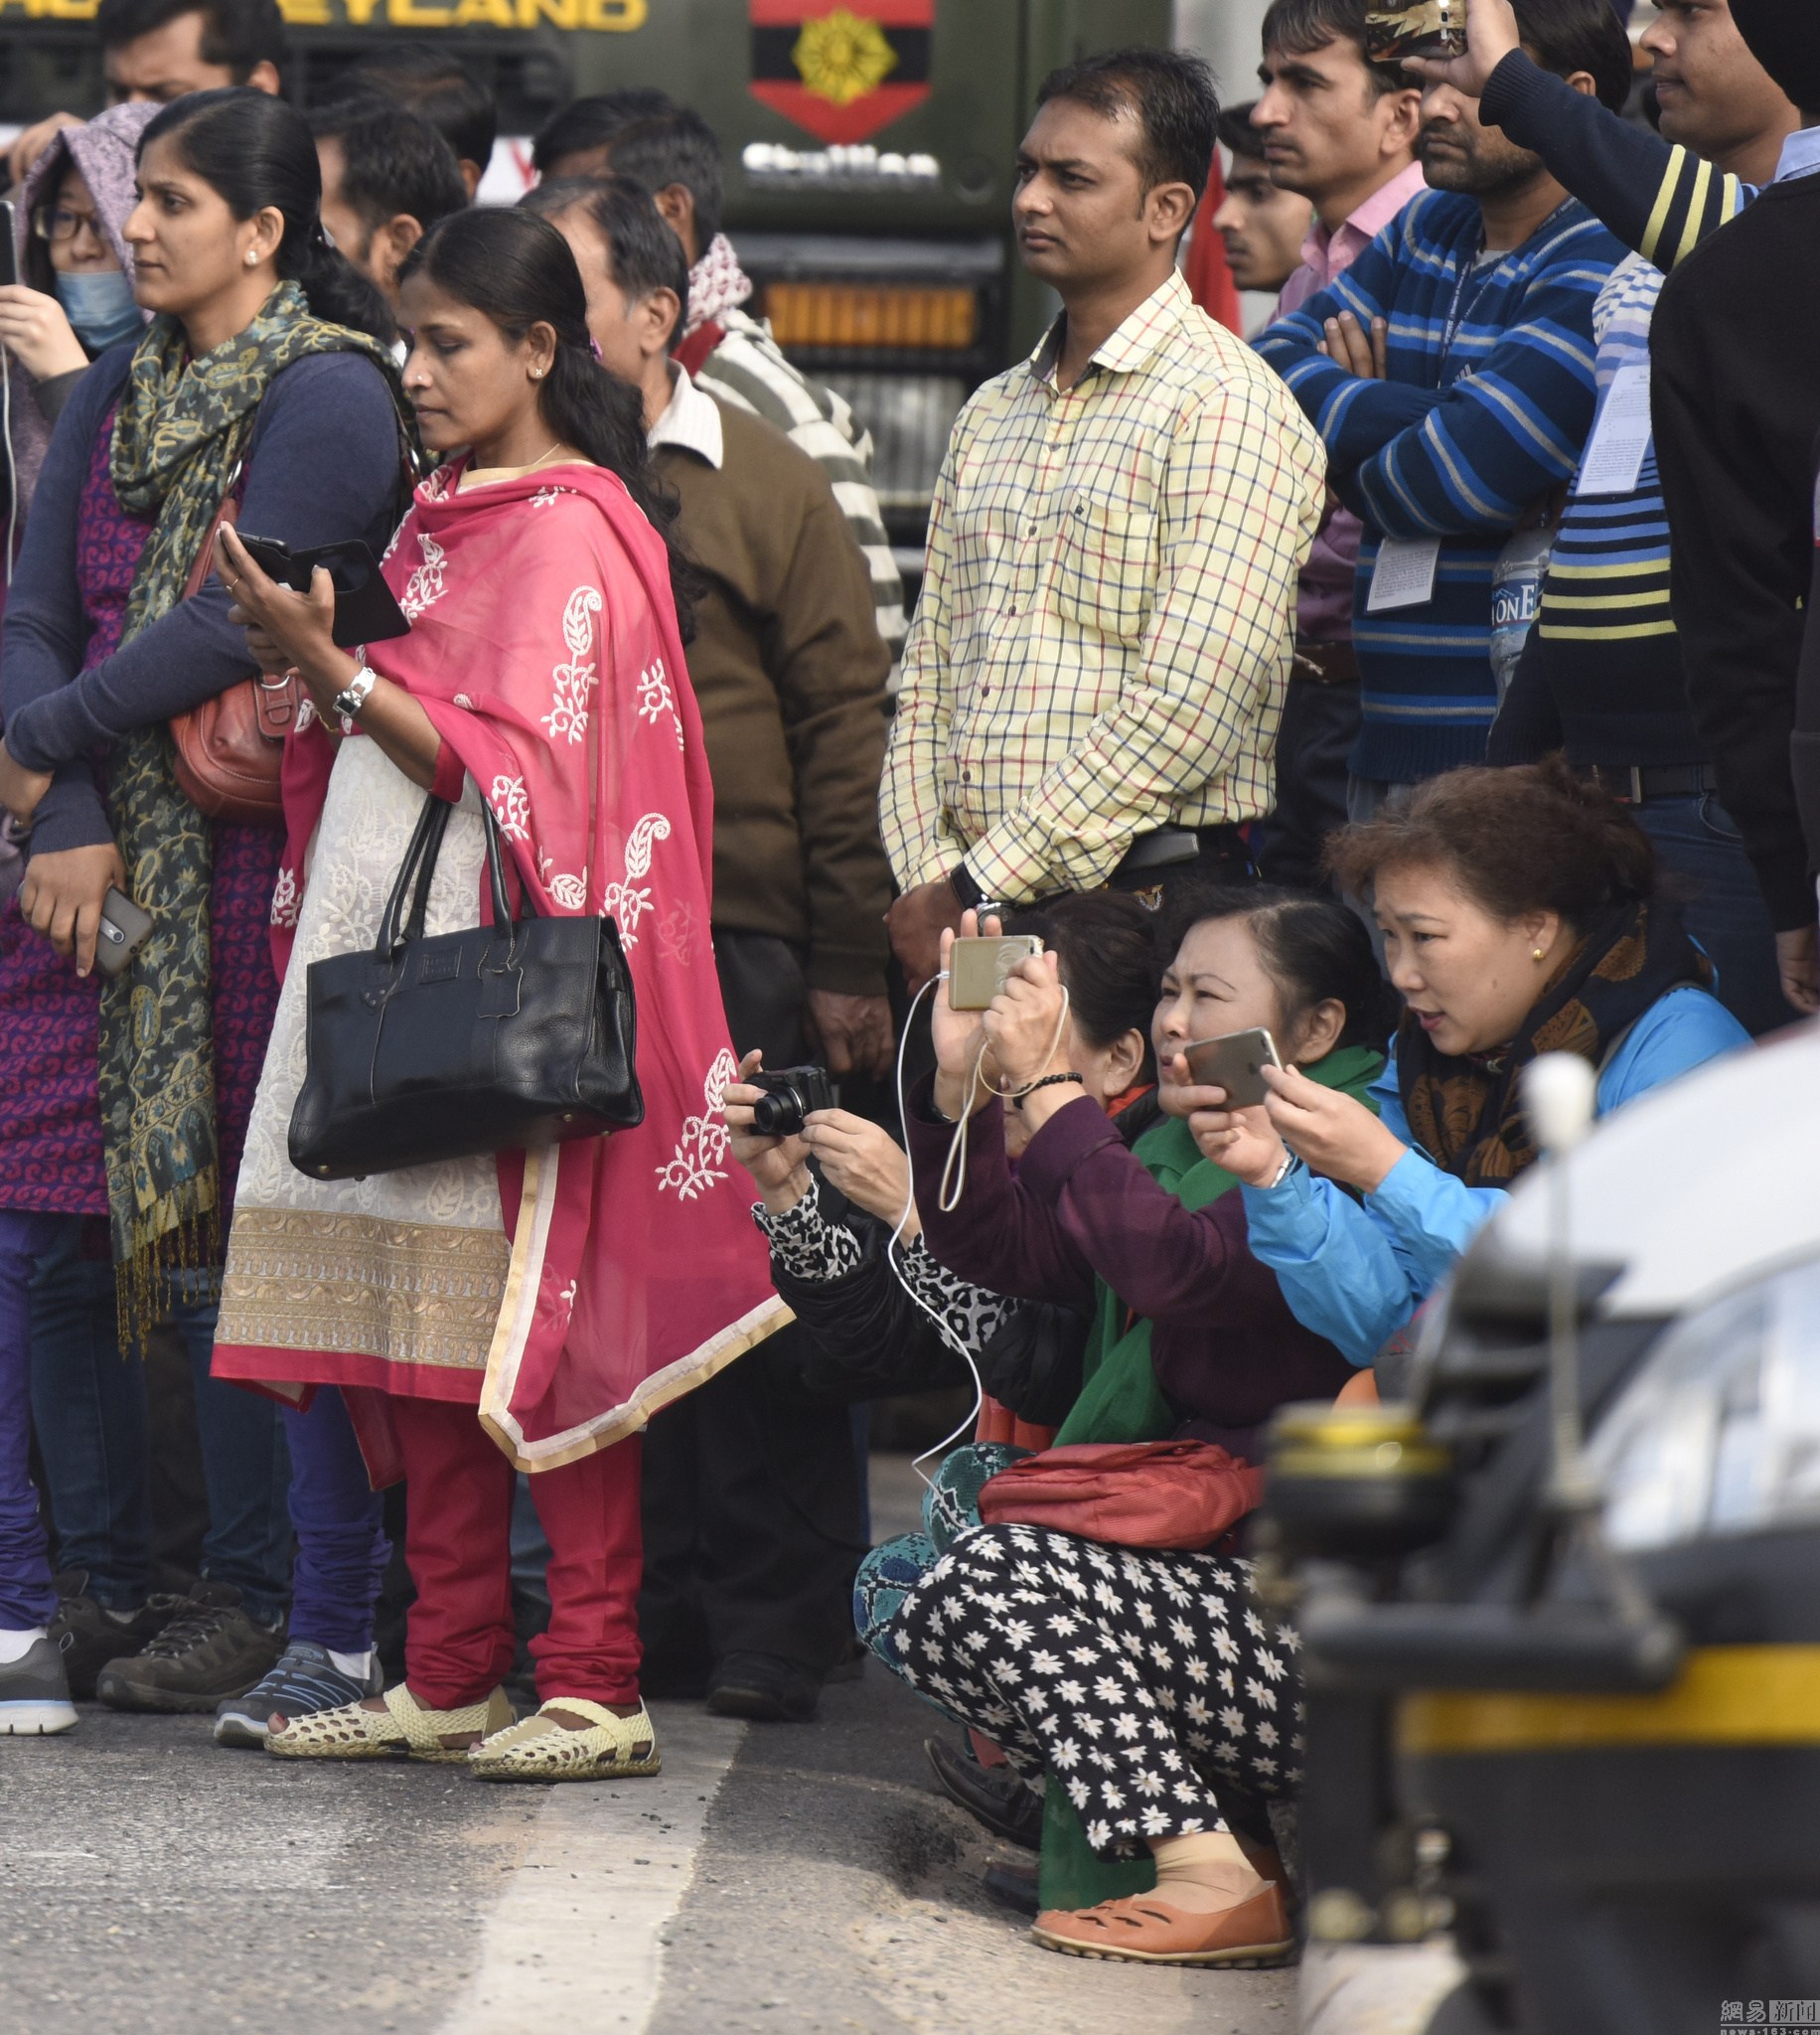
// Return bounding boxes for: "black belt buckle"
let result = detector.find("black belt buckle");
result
[1115,825,1203,878]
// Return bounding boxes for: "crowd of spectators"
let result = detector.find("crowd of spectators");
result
[0,0,1808,1978]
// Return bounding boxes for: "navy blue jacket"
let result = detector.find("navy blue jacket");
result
[1,342,405,856]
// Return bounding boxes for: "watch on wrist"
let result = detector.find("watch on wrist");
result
[948,861,984,912]
[334,665,378,731]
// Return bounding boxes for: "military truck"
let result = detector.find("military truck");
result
[0,0,1172,553]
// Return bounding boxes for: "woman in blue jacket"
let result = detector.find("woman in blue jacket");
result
[1197,759,1749,1365]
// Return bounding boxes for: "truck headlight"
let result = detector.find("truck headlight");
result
[1586,1257,1820,1553]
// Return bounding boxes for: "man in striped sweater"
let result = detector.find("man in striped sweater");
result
[534,93,907,665]
[1254,0,1630,812]
[1417,0,1798,1036]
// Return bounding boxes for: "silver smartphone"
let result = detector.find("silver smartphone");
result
[948,934,1043,1011]
[94,886,153,977]
[1181,1026,1283,1108]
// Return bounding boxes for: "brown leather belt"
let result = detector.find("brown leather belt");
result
[1291,641,1360,687]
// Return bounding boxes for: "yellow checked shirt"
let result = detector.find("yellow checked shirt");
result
[880,269,1325,902]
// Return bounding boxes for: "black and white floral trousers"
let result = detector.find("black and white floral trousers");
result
[884,1520,1303,1858]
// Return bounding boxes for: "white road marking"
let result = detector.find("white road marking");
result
[436,1704,745,2035]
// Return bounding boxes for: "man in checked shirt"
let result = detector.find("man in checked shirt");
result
[881,45,1327,988]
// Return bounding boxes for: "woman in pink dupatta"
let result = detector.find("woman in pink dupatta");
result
[211,209,785,1779]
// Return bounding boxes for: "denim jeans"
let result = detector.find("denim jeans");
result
[0,1208,64,1630]
[28,1216,292,1624]
[283,1388,388,1654]
[1633,795,1786,1039]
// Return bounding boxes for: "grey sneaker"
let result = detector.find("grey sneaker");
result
[0,1635,77,1735]
[214,1641,382,1749]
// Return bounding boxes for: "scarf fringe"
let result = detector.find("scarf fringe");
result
[115,1203,222,1354]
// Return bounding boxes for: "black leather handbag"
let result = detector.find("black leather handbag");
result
[288,793,642,1181]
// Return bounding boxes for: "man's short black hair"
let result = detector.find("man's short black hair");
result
[331,44,498,174]
[1217,100,1268,163]
[1512,0,1635,112]
[1035,45,1221,204]
[531,89,675,177]
[1262,0,1413,97]
[520,173,691,335]
[96,0,288,80]
[309,96,469,240]
[594,106,725,249]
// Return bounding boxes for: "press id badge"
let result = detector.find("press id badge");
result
[1366,536,1441,613]
[1574,363,1652,499]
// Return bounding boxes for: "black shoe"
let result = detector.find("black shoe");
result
[705,1651,821,1722]
[823,1637,866,1685]
[50,1571,176,1701]
[925,1736,1044,1850]
[95,1580,284,1714]
[983,1862,1040,1916]
[638,1652,711,1702]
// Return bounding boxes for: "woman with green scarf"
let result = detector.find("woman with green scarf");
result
[873,885,1392,1966]
[0,89,410,1729]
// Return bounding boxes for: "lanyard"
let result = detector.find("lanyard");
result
[1439,201,1572,372]
[1439,255,1491,368]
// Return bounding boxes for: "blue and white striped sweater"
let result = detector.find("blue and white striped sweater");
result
[1256,189,1624,782]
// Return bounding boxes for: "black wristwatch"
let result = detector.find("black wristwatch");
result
[949,861,985,911]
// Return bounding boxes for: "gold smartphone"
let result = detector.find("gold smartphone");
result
[1364,0,1465,63]
[1181,1027,1283,1108]
[949,934,1043,1012]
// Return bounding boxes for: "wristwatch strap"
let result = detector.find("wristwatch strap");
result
[335,665,378,732]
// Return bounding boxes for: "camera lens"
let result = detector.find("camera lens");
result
[751,1088,804,1138]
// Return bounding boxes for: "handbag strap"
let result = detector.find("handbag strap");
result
[183,457,245,604]
[376,794,448,955]
[375,795,547,961]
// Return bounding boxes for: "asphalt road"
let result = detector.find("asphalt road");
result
[0,1457,1302,2035]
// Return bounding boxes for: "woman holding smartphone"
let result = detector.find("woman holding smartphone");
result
[1196,761,1749,1367]
[209,206,781,1782]
[875,885,1393,1964]
[0,87,408,1733]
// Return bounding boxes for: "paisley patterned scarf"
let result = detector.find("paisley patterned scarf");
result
[102,282,406,1336]
[1396,898,1712,1188]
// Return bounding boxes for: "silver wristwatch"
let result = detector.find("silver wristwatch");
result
[334,665,378,732]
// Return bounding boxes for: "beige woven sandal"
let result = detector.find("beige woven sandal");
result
[467,1698,662,1782]
[267,1682,514,1763]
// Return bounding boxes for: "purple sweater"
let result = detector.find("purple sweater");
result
[906,1080,1353,1455]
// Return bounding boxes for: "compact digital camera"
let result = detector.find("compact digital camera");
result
[749,1064,837,1138]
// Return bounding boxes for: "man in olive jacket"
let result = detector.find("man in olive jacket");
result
[525,173,893,1721]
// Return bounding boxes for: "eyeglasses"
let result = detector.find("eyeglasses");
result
[33,205,104,246]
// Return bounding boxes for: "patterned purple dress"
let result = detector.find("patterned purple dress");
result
[0,407,281,1219]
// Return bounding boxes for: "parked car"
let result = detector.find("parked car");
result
[1266,1024,1820,2035]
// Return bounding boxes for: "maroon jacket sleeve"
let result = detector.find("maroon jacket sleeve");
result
[1013,1096,1275,1325]
[904,1076,1097,1309]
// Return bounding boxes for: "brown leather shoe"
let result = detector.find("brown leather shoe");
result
[1031,1880,1295,1966]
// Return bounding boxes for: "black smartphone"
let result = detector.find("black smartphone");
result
[0,201,17,290]
[235,533,411,648]
[1181,1027,1283,1109]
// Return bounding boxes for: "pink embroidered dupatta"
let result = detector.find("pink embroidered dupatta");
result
[271,459,787,1470]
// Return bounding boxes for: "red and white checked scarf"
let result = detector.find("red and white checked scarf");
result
[683,233,754,335]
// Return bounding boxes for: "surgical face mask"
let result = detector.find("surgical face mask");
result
[54,268,141,355]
